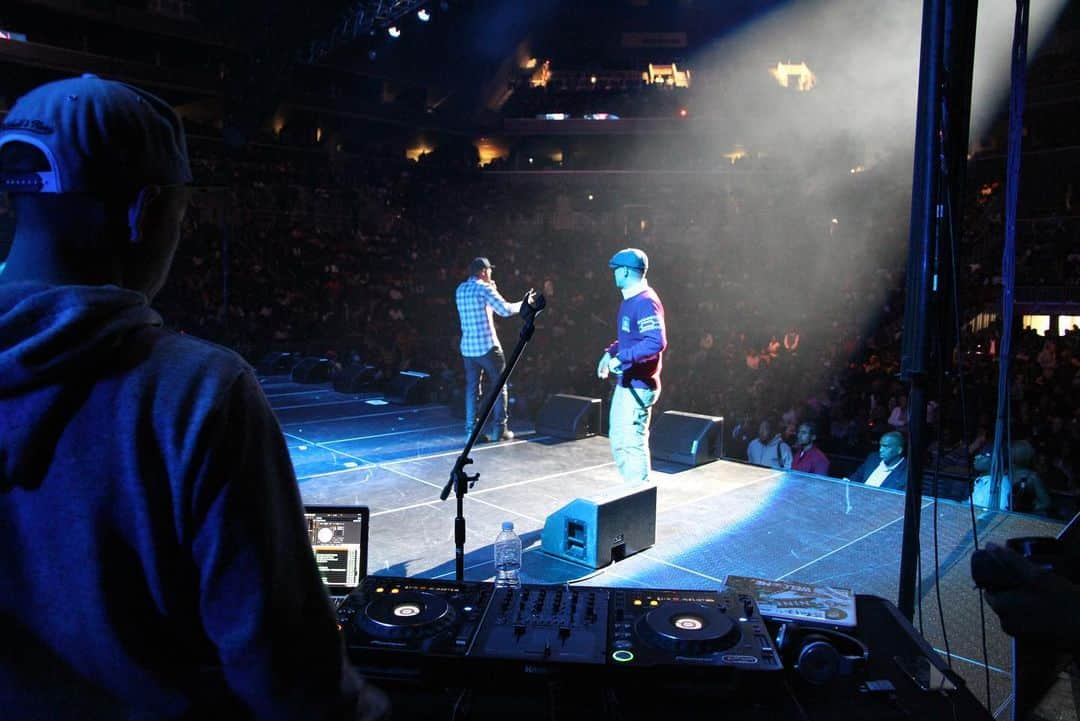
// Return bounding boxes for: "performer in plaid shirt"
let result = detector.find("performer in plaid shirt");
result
[456,257,536,442]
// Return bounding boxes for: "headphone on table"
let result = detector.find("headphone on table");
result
[776,622,870,686]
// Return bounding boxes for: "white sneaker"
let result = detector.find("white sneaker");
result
[486,428,514,442]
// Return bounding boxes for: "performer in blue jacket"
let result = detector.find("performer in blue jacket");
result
[597,248,668,483]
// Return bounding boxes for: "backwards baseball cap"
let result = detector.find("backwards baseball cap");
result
[608,247,648,273]
[0,74,191,197]
[469,257,493,274]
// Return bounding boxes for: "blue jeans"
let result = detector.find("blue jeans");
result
[609,384,658,483]
[463,347,508,435]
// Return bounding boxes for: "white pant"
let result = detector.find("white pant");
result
[609,384,658,483]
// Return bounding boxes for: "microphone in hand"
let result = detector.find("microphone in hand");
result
[521,288,546,318]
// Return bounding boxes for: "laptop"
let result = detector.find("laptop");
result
[303,505,370,604]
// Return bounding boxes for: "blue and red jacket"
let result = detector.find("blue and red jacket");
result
[605,286,667,392]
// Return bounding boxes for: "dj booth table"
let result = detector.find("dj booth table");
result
[341,577,993,721]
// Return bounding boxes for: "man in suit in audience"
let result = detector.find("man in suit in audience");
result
[846,431,908,490]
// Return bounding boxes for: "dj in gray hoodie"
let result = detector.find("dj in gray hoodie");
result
[0,76,383,721]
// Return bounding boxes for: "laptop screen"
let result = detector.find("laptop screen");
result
[303,505,369,596]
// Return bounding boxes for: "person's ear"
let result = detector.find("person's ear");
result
[127,185,162,243]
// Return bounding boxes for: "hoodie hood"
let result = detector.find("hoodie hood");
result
[0,282,161,396]
[0,282,162,486]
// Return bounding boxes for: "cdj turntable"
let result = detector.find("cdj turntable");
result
[339,576,493,679]
[608,587,783,673]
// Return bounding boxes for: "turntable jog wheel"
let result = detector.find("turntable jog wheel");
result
[636,601,742,654]
[357,590,458,640]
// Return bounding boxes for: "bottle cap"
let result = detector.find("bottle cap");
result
[502,521,514,531]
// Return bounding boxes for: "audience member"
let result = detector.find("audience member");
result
[792,421,831,476]
[746,418,793,470]
[846,431,908,490]
[972,440,1053,515]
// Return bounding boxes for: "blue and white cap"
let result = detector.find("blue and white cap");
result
[608,247,648,273]
[0,74,191,196]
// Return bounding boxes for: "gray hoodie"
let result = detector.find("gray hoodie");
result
[0,281,366,720]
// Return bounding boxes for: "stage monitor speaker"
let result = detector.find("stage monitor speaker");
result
[535,394,602,440]
[291,357,335,384]
[333,364,381,393]
[257,351,299,375]
[386,370,431,405]
[540,484,656,569]
[649,410,723,466]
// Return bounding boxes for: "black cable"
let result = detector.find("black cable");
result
[976,580,993,714]
[945,687,962,721]
[917,543,924,638]
[450,688,470,721]
[926,92,953,672]
[939,88,992,708]
[932,488,952,669]
[969,484,992,713]
[930,220,952,671]
[945,156,992,711]
[781,675,813,721]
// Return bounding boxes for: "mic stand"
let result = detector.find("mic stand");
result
[441,294,546,582]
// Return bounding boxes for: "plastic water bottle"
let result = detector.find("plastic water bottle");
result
[494,521,522,588]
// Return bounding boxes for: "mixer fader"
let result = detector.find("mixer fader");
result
[470,585,610,665]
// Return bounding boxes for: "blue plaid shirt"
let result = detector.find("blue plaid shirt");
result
[456,277,520,357]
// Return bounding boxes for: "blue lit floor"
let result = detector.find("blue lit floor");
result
[262,376,1065,719]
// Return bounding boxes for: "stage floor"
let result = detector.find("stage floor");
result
[263,376,1067,721]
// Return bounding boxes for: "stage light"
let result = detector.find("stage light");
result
[388,26,401,38]
[417,8,430,22]
[678,108,688,117]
